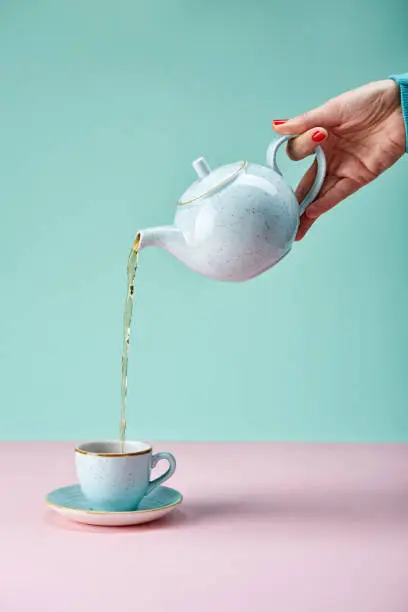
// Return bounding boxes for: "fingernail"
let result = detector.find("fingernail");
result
[312,130,326,142]
[273,120,287,125]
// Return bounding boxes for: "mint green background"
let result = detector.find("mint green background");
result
[1,0,407,441]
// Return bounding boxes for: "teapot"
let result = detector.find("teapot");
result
[135,136,326,282]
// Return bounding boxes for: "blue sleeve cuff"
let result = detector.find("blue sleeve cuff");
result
[389,73,408,153]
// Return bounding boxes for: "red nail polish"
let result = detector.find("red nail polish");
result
[273,120,287,125]
[312,130,326,142]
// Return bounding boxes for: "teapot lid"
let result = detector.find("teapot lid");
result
[178,157,247,206]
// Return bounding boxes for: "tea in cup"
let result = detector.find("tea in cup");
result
[75,440,176,511]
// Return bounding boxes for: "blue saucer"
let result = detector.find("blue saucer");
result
[46,484,183,526]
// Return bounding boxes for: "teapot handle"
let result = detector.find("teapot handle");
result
[266,135,326,215]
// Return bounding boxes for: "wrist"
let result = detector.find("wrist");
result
[389,73,408,153]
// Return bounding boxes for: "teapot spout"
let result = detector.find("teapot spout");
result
[134,225,187,260]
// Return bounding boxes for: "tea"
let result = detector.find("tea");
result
[119,242,139,452]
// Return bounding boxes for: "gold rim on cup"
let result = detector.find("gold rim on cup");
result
[74,445,152,458]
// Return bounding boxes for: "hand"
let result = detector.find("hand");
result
[272,80,406,240]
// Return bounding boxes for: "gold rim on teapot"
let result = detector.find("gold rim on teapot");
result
[177,160,247,206]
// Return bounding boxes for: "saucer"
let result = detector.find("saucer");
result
[46,484,183,527]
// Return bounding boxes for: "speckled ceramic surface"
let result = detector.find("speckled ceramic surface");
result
[46,484,182,527]
[75,440,176,511]
[136,135,326,282]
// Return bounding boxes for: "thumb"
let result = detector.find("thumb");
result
[272,101,335,134]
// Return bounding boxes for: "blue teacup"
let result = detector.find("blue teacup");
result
[75,440,176,511]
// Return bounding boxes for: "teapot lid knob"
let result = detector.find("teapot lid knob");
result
[193,157,211,179]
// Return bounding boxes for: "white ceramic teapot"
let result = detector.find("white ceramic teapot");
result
[135,136,326,282]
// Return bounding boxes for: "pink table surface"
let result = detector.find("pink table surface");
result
[1,442,408,612]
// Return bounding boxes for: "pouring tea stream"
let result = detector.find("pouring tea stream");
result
[135,135,326,282]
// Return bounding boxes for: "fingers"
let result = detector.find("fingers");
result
[286,128,328,161]
[272,99,337,135]
[272,106,327,134]
[296,215,316,241]
[305,177,359,220]
[294,161,321,241]
[295,160,318,203]
[295,177,359,241]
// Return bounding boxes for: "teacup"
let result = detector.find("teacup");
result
[75,440,176,511]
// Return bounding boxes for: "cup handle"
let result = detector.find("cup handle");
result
[266,135,327,215]
[147,452,177,495]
